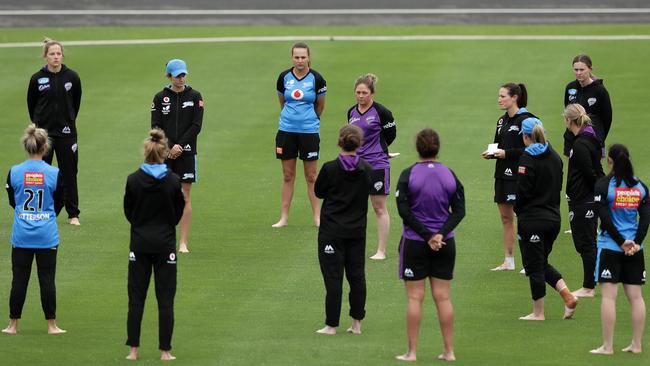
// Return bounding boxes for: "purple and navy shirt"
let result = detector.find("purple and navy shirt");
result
[396,162,465,241]
[347,102,396,169]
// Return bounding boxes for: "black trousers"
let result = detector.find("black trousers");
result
[318,234,366,327]
[10,247,58,320]
[126,251,177,351]
[43,136,79,218]
[518,220,563,301]
[569,201,598,289]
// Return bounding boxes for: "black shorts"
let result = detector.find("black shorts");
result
[596,248,646,285]
[165,154,197,183]
[494,179,517,204]
[398,237,456,281]
[275,131,320,161]
[370,168,390,196]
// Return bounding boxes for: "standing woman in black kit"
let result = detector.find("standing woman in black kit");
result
[314,125,373,335]
[27,39,82,225]
[515,119,578,320]
[563,54,612,156]
[124,129,185,361]
[482,83,538,272]
[563,104,605,298]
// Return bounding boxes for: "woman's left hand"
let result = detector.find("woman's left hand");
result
[493,149,506,159]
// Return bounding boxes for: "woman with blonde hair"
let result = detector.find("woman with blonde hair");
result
[27,38,82,225]
[564,103,605,297]
[3,124,65,335]
[124,129,185,360]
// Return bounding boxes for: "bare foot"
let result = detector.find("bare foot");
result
[161,350,176,361]
[2,326,17,335]
[395,353,417,361]
[369,252,386,260]
[48,326,66,334]
[518,313,544,321]
[179,243,189,253]
[315,326,336,335]
[563,296,578,319]
[69,217,81,226]
[126,347,138,360]
[490,262,514,271]
[622,345,642,354]
[572,288,595,298]
[272,219,288,228]
[438,352,456,361]
[589,346,613,355]
[346,319,361,334]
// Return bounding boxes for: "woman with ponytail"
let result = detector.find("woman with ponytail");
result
[482,83,539,271]
[515,120,579,320]
[123,129,185,360]
[591,144,648,355]
[564,104,605,297]
[348,73,397,260]
[563,54,612,156]
[3,124,65,335]
[314,125,373,335]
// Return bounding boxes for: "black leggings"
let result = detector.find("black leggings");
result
[518,220,563,301]
[569,201,598,289]
[43,136,79,218]
[10,247,58,320]
[318,234,366,327]
[126,251,177,351]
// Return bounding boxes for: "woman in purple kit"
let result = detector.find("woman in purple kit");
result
[348,74,396,260]
[395,129,465,362]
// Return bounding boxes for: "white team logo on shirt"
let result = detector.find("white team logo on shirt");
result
[62,126,71,134]
[129,252,136,262]
[404,268,414,278]
[291,89,304,100]
[162,105,171,115]
[594,195,601,202]
[167,252,177,264]
[64,82,72,91]
[182,101,194,108]
[504,168,513,176]
[508,125,520,132]
[601,269,612,279]
[585,210,595,219]
[588,98,597,106]
[324,245,335,254]
[530,235,541,243]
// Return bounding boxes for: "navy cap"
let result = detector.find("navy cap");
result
[520,118,543,135]
[166,59,188,77]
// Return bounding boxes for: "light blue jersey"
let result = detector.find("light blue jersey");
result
[595,176,648,252]
[6,160,63,249]
[276,68,327,133]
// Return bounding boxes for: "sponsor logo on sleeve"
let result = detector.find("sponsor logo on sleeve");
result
[64,82,72,91]
[383,121,396,129]
[198,100,204,108]
[24,172,44,186]
[317,86,327,94]
[613,188,642,209]
[150,102,156,111]
[38,77,49,84]
[518,166,526,175]
[588,97,597,106]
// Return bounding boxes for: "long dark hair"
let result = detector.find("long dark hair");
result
[501,83,528,108]
[608,144,637,187]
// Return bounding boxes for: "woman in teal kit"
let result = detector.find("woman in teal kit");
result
[273,42,327,228]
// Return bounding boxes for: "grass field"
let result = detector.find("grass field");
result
[0,24,649,365]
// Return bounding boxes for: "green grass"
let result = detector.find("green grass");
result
[0,24,649,365]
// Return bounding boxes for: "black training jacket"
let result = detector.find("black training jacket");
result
[566,131,605,203]
[123,168,185,253]
[151,85,204,155]
[514,144,563,223]
[315,156,373,238]
[492,110,537,180]
[27,64,82,138]
[562,79,612,156]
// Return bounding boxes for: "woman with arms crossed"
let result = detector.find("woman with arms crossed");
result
[396,129,465,362]
[124,130,185,360]
[590,144,647,355]
[274,42,327,228]
[314,125,372,335]
[515,119,578,320]
[482,83,538,271]
[348,74,396,260]
[3,125,65,335]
